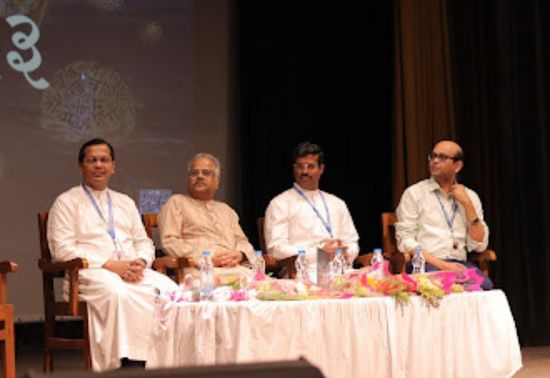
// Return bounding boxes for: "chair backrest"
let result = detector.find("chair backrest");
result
[381,212,398,258]
[38,212,53,262]
[142,213,164,258]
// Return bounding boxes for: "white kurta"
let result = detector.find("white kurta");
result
[48,185,178,371]
[395,177,489,260]
[264,183,359,280]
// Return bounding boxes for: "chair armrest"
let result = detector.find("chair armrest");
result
[279,255,298,279]
[153,256,189,284]
[354,253,374,267]
[468,249,497,278]
[0,261,17,274]
[38,257,88,273]
[468,249,497,263]
[153,255,189,270]
[38,258,88,315]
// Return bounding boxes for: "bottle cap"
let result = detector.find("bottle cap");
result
[202,250,211,256]
[298,249,305,254]
[374,248,382,254]
[255,250,262,255]
[336,248,343,254]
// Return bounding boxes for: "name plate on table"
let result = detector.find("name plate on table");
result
[317,248,331,287]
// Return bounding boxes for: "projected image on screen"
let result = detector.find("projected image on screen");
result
[41,61,135,142]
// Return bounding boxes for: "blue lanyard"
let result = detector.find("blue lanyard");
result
[434,191,457,230]
[293,183,333,238]
[82,184,116,241]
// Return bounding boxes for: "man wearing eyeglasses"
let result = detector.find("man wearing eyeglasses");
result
[395,140,493,289]
[47,138,178,371]
[264,142,359,281]
[158,153,255,274]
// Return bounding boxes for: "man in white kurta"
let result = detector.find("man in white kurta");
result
[264,142,359,281]
[158,153,255,277]
[47,139,178,371]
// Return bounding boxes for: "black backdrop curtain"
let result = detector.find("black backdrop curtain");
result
[237,1,394,254]
[449,0,550,345]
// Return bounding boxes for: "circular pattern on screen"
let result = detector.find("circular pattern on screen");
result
[0,0,42,17]
[41,61,135,142]
[88,0,125,12]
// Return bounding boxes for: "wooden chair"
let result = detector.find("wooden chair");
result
[380,211,497,276]
[142,213,189,284]
[37,212,91,373]
[0,261,17,378]
[256,217,298,278]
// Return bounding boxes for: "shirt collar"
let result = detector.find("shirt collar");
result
[294,182,320,195]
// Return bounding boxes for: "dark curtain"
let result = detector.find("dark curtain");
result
[448,0,550,345]
[393,0,457,206]
[236,1,394,254]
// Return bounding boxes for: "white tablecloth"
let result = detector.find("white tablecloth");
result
[148,290,522,378]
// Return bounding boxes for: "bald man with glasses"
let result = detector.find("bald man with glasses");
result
[395,140,493,289]
[158,153,255,275]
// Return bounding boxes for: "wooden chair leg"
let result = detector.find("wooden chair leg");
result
[2,305,16,378]
[43,314,54,373]
[83,309,92,370]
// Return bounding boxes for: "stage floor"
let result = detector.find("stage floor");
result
[13,346,550,377]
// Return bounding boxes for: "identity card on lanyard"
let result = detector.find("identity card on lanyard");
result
[82,184,124,259]
[293,183,333,238]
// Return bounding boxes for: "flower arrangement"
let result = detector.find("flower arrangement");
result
[155,263,486,326]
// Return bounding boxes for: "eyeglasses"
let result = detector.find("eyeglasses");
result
[427,152,460,163]
[189,169,215,178]
[83,157,113,165]
[293,163,318,170]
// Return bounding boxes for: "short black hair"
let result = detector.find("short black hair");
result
[78,138,115,163]
[293,142,324,165]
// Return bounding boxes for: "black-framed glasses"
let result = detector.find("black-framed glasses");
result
[427,152,460,163]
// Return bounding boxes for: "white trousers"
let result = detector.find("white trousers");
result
[77,268,178,371]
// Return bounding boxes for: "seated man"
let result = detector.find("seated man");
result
[395,139,494,290]
[158,153,254,276]
[48,138,178,371]
[264,142,359,281]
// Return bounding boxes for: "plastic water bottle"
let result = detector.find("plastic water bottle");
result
[200,250,215,301]
[371,248,384,279]
[295,249,308,282]
[330,248,345,281]
[252,250,266,281]
[412,247,425,274]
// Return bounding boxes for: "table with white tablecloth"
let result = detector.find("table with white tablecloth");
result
[147,289,522,378]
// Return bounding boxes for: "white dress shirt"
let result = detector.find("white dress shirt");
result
[264,183,359,279]
[395,178,489,260]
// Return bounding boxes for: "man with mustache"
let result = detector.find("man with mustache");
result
[47,138,178,371]
[264,142,359,281]
[395,140,493,289]
[158,153,255,276]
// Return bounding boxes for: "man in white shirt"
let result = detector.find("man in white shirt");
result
[48,138,178,371]
[264,142,359,281]
[395,140,494,289]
